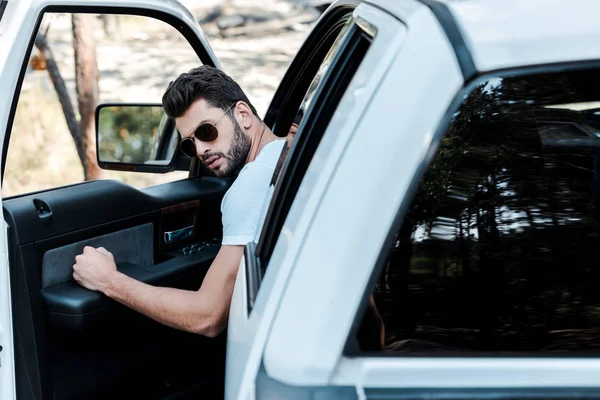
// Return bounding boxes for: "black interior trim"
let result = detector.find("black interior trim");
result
[156,114,179,161]
[258,23,372,267]
[5,176,228,398]
[2,4,217,183]
[244,241,262,313]
[10,240,54,399]
[6,178,226,332]
[42,249,217,331]
[262,0,359,131]
[3,178,227,244]
[365,388,600,399]
[257,4,359,263]
[418,0,477,80]
[0,1,8,22]
[344,60,600,356]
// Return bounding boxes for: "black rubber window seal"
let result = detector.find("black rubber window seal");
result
[419,0,477,80]
[0,1,8,22]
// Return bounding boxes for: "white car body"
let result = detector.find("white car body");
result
[2,0,600,398]
[229,0,600,398]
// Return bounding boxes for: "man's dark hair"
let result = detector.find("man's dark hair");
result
[162,65,258,118]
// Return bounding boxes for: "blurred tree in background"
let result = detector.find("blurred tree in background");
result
[34,14,102,180]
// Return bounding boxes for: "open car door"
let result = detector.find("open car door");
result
[223,1,372,398]
[0,1,233,398]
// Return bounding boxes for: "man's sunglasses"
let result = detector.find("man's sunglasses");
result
[179,102,236,158]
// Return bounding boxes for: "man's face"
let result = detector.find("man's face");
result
[176,99,251,177]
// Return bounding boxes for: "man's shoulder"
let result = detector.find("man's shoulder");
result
[231,139,285,186]
[221,139,285,206]
[227,164,269,196]
[218,140,285,245]
[252,139,286,169]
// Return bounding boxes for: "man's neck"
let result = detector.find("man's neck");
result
[246,120,278,164]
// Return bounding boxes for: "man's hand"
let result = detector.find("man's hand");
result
[69,245,244,336]
[73,246,118,293]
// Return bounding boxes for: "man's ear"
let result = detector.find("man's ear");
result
[234,101,254,129]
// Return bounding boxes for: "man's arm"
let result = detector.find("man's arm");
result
[73,245,243,337]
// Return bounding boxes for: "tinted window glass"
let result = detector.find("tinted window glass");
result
[368,67,600,354]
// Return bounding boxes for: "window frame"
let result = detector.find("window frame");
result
[345,60,600,359]
[253,2,359,266]
[2,4,219,186]
[261,2,359,133]
[256,10,373,270]
[0,0,7,23]
[243,15,375,316]
[240,2,361,314]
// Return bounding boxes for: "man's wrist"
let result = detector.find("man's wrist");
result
[104,270,124,298]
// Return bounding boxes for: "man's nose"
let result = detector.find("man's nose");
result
[194,139,210,158]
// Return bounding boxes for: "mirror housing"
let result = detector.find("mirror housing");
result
[95,103,190,173]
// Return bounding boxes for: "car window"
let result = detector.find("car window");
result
[3,13,202,197]
[268,20,351,187]
[289,29,345,134]
[257,17,372,269]
[354,66,600,354]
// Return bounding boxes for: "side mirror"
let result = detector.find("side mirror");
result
[95,103,190,173]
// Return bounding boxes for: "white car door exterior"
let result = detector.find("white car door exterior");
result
[260,1,462,388]
[224,2,444,398]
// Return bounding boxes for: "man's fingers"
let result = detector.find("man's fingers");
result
[96,247,113,257]
[80,245,113,258]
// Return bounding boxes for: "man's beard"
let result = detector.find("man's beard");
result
[203,118,251,177]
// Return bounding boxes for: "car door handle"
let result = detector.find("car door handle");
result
[164,225,194,245]
[33,199,53,221]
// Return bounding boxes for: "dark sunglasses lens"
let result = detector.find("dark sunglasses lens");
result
[195,124,218,142]
[180,138,197,158]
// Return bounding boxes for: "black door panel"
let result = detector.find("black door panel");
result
[41,223,155,289]
[3,177,228,244]
[42,249,218,332]
[4,177,230,399]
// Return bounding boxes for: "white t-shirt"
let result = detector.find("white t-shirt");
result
[220,139,285,246]
[253,183,275,243]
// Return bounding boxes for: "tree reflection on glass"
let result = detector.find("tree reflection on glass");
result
[376,68,600,353]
